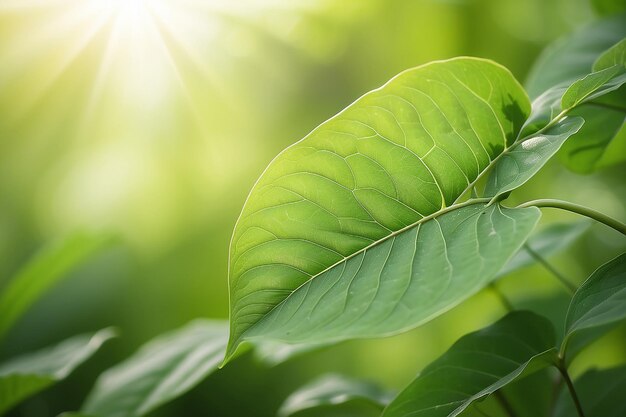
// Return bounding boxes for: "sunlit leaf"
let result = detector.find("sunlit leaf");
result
[0,329,115,415]
[226,57,539,359]
[561,66,626,109]
[0,232,113,341]
[497,220,590,278]
[593,38,626,70]
[484,117,584,199]
[382,311,557,417]
[82,320,228,417]
[561,253,626,360]
[553,365,626,417]
[278,374,393,417]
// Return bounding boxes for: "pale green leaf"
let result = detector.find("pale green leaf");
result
[484,117,584,199]
[227,57,536,359]
[554,365,626,417]
[278,374,393,417]
[0,232,112,341]
[497,220,590,278]
[82,320,228,417]
[382,311,557,417]
[0,329,115,415]
[594,38,626,70]
[525,13,626,99]
[237,204,539,352]
[561,253,626,360]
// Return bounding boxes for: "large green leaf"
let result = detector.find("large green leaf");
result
[497,221,590,278]
[0,232,112,341]
[484,117,584,199]
[227,57,538,359]
[278,374,392,417]
[0,329,115,415]
[382,311,557,417]
[81,320,228,417]
[560,253,626,360]
[553,365,626,417]
[525,14,626,99]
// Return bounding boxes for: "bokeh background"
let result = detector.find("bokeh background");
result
[1,0,625,416]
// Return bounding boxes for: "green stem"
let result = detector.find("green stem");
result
[523,244,576,294]
[557,361,586,417]
[517,199,626,235]
[495,391,519,417]
[489,282,514,311]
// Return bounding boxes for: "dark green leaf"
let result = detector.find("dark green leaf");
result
[82,320,227,417]
[561,253,626,360]
[553,365,626,417]
[0,329,115,415]
[0,233,112,341]
[591,0,626,16]
[278,374,393,417]
[382,311,557,417]
[226,57,537,360]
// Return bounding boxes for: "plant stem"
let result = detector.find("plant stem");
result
[517,199,626,235]
[495,391,519,417]
[523,244,576,294]
[557,362,586,417]
[489,282,513,311]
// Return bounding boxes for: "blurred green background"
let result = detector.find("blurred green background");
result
[1,0,625,416]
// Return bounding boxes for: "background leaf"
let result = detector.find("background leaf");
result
[278,374,392,417]
[382,311,557,417]
[0,329,115,415]
[227,57,533,358]
[561,253,626,360]
[497,220,590,278]
[237,204,540,350]
[553,365,626,417]
[0,232,112,341]
[591,0,626,15]
[82,320,228,417]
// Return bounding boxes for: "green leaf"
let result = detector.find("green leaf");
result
[554,365,626,417]
[382,311,557,417]
[525,13,626,99]
[484,117,584,199]
[235,204,539,353]
[561,253,626,360]
[82,320,228,417]
[278,374,393,417]
[497,220,590,278]
[0,329,115,415]
[594,38,626,70]
[561,65,626,109]
[0,232,112,341]
[227,57,536,359]
[591,0,626,16]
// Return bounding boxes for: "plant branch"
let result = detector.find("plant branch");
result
[557,361,586,417]
[517,199,626,235]
[489,282,514,311]
[523,244,576,294]
[495,391,519,417]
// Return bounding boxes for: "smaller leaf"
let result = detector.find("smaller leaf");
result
[382,311,557,417]
[594,38,626,70]
[561,253,626,360]
[279,374,393,417]
[561,65,626,109]
[484,117,584,199]
[497,220,590,278]
[0,232,113,341]
[0,329,115,415]
[553,365,626,417]
[82,320,228,417]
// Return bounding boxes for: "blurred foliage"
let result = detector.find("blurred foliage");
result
[0,0,624,416]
